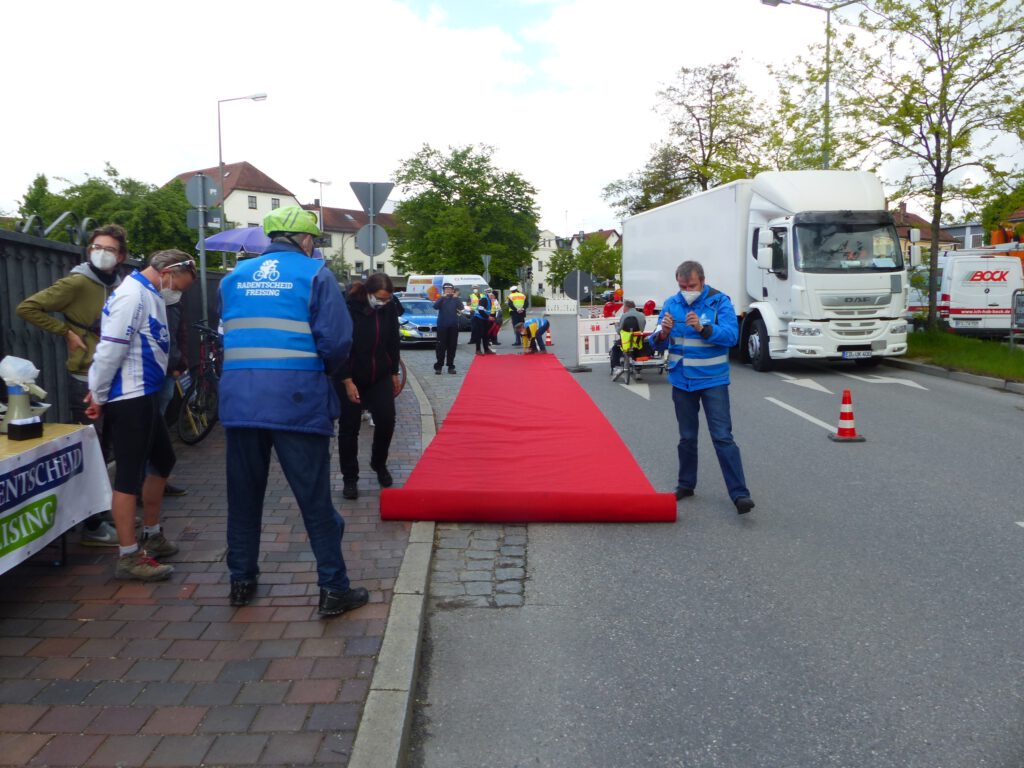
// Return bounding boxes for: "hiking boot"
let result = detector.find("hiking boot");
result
[735,497,756,515]
[435,367,442,375]
[115,552,174,582]
[447,367,457,375]
[342,480,358,500]
[675,488,694,501]
[163,483,188,497]
[484,349,497,355]
[318,586,369,617]
[229,580,258,607]
[142,531,179,559]
[372,464,393,488]
[80,520,119,547]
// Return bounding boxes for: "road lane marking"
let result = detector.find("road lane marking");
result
[1017,522,1024,529]
[618,381,651,400]
[772,371,833,395]
[765,397,838,434]
[840,372,928,390]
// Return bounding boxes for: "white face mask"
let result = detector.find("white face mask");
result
[681,290,702,305]
[89,247,118,271]
[160,275,182,305]
[368,295,389,309]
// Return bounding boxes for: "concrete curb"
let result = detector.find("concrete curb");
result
[883,357,1024,394]
[349,370,437,768]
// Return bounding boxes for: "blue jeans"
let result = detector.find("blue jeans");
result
[672,384,750,501]
[225,428,350,591]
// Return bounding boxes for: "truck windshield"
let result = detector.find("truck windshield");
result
[794,218,904,273]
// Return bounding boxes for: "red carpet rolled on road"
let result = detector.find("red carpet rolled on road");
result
[381,354,676,523]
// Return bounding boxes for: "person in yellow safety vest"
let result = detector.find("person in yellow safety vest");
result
[516,316,550,354]
[506,285,527,345]
[487,289,503,345]
[468,286,482,313]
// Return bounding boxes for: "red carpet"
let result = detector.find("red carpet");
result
[380,354,676,523]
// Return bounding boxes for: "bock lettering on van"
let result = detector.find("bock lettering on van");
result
[967,270,1009,282]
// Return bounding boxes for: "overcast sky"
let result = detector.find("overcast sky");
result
[3,0,1014,236]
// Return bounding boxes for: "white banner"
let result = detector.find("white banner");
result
[0,425,112,575]
[578,317,619,364]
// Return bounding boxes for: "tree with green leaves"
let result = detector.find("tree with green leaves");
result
[389,144,540,287]
[838,0,1024,328]
[603,58,769,219]
[545,245,577,295]
[543,236,622,296]
[18,164,196,260]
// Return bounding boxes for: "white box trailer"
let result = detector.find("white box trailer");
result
[622,170,909,370]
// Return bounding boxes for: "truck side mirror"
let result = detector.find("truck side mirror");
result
[909,228,921,243]
[757,247,773,270]
[757,229,774,247]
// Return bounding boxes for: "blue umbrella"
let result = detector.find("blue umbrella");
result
[200,227,271,254]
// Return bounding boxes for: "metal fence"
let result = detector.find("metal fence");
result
[1,229,222,424]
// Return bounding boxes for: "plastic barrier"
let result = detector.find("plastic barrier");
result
[546,299,578,315]
[577,317,618,364]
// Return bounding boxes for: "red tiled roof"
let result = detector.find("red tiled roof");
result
[170,161,295,198]
[891,206,956,243]
[302,205,396,233]
[1008,206,1024,222]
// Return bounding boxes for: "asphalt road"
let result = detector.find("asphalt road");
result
[408,315,1024,768]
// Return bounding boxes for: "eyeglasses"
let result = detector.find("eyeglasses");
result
[89,244,119,255]
[163,259,197,277]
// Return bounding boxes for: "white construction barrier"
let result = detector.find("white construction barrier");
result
[546,299,577,315]
[577,317,618,364]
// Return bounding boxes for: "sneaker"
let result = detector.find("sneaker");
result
[447,367,457,375]
[434,368,442,375]
[342,481,358,500]
[611,367,624,382]
[735,497,756,515]
[318,586,369,617]
[372,464,393,488]
[163,483,188,497]
[229,580,258,607]
[115,552,174,582]
[484,350,497,355]
[80,520,119,547]
[675,487,694,501]
[142,531,179,559]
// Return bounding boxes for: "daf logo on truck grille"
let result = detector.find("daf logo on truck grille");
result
[821,294,890,307]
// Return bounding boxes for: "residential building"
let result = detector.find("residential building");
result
[172,162,298,230]
[891,203,956,266]
[941,221,986,250]
[529,228,621,298]
[301,204,398,279]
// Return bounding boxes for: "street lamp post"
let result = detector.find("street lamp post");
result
[760,0,859,170]
[309,178,331,246]
[216,92,267,220]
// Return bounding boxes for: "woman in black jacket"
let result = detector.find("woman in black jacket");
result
[334,273,402,500]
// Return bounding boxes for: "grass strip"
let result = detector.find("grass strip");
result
[906,330,1024,382]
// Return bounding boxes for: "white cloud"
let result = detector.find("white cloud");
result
[3,0,975,238]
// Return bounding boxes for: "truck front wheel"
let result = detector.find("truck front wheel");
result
[747,318,774,372]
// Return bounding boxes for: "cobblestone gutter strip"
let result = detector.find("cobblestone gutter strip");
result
[349,371,437,768]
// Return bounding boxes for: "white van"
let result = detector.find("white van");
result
[909,252,1023,336]
[405,274,492,331]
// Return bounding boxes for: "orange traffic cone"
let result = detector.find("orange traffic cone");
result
[545,329,553,346]
[828,389,865,442]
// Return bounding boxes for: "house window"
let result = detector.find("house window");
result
[271,198,280,210]
[538,282,544,293]
[355,261,364,272]
[377,262,386,273]
[248,196,257,209]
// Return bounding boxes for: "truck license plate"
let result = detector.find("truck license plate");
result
[842,351,872,359]
[955,319,980,327]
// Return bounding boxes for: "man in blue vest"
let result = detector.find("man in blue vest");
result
[218,206,368,615]
[653,260,755,514]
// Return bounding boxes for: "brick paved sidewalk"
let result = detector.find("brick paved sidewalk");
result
[0,386,421,767]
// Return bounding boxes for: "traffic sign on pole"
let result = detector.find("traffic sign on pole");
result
[350,182,393,216]
[356,224,388,257]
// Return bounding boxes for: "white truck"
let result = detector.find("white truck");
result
[908,248,1024,337]
[622,170,909,370]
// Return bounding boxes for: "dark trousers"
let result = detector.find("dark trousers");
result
[435,326,459,369]
[471,315,491,352]
[509,310,525,344]
[337,376,396,481]
[225,428,349,591]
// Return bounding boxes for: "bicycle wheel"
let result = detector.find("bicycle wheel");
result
[176,373,219,445]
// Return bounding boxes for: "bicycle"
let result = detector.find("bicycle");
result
[177,322,222,445]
